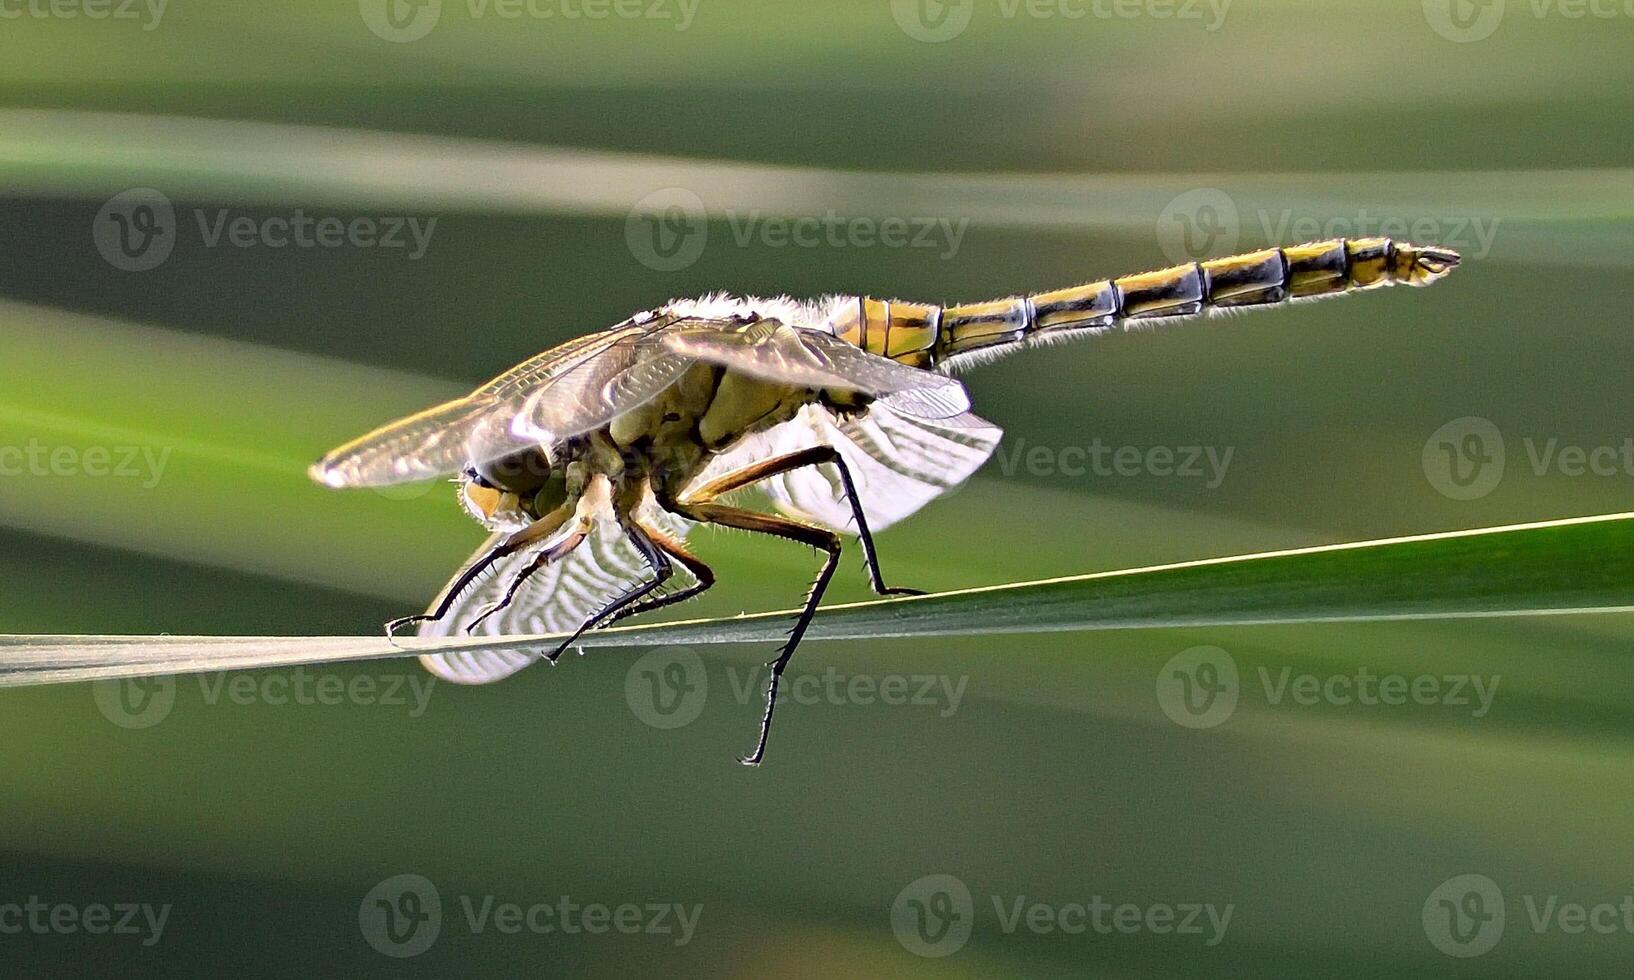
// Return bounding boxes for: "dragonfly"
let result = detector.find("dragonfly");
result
[310,237,1460,765]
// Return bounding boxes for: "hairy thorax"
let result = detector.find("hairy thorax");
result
[459,360,826,529]
[608,361,813,505]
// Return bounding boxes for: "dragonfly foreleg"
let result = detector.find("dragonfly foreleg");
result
[664,499,840,767]
[462,520,592,638]
[681,445,920,597]
[461,474,612,641]
[385,502,574,643]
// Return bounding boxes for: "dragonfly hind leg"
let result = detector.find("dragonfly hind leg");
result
[682,445,921,597]
[672,501,839,767]
[662,445,929,765]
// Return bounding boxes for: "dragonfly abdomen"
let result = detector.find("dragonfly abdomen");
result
[830,238,1459,369]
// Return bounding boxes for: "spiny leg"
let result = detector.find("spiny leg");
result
[543,523,673,662]
[684,445,920,597]
[462,521,592,636]
[386,502,573,641]
[462,474,612,641]
[667,499,840,767]
[604,521,717,626]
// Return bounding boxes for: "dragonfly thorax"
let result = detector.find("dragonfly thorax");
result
[601,361,818,500]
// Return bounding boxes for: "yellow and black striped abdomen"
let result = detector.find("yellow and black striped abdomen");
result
[826,238,1459,368]
[827,296,944,368]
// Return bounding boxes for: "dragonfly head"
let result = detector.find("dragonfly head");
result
[460,448,563,526]
[458,475,506,524]
[471,448,554,497]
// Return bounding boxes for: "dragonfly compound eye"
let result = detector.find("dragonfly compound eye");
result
[473,448,553,496]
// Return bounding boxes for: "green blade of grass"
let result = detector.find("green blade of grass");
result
[4,511,1631,687]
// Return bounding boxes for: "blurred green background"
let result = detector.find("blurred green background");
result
[2,0,1633,975]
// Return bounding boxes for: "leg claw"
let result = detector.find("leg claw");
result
[384,615,431,649]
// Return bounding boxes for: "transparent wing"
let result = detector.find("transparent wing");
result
[510,314,891,445]
[659,321,971,419]
[417,504,692,684]
[311,324,653,488]
[308,395,517,489]
[800,331,972,418]
[511,348,696,445]
[414,533,539,683]
[877,386,976,423]
[475,325,651,399]
[692,402,1003,533]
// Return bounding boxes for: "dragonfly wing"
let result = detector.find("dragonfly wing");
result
[877,386,976,423]
[309,395,505,488]
[311,394,597,490]
[311,323,659,489]
[800,330,972,419]
[513,315,880,443]
[415,533,538,683]
[511,347,697,444]
[476,324,652,398]
[418,503,692,683]
[693,402,1003,533]
[659,321,972,420]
